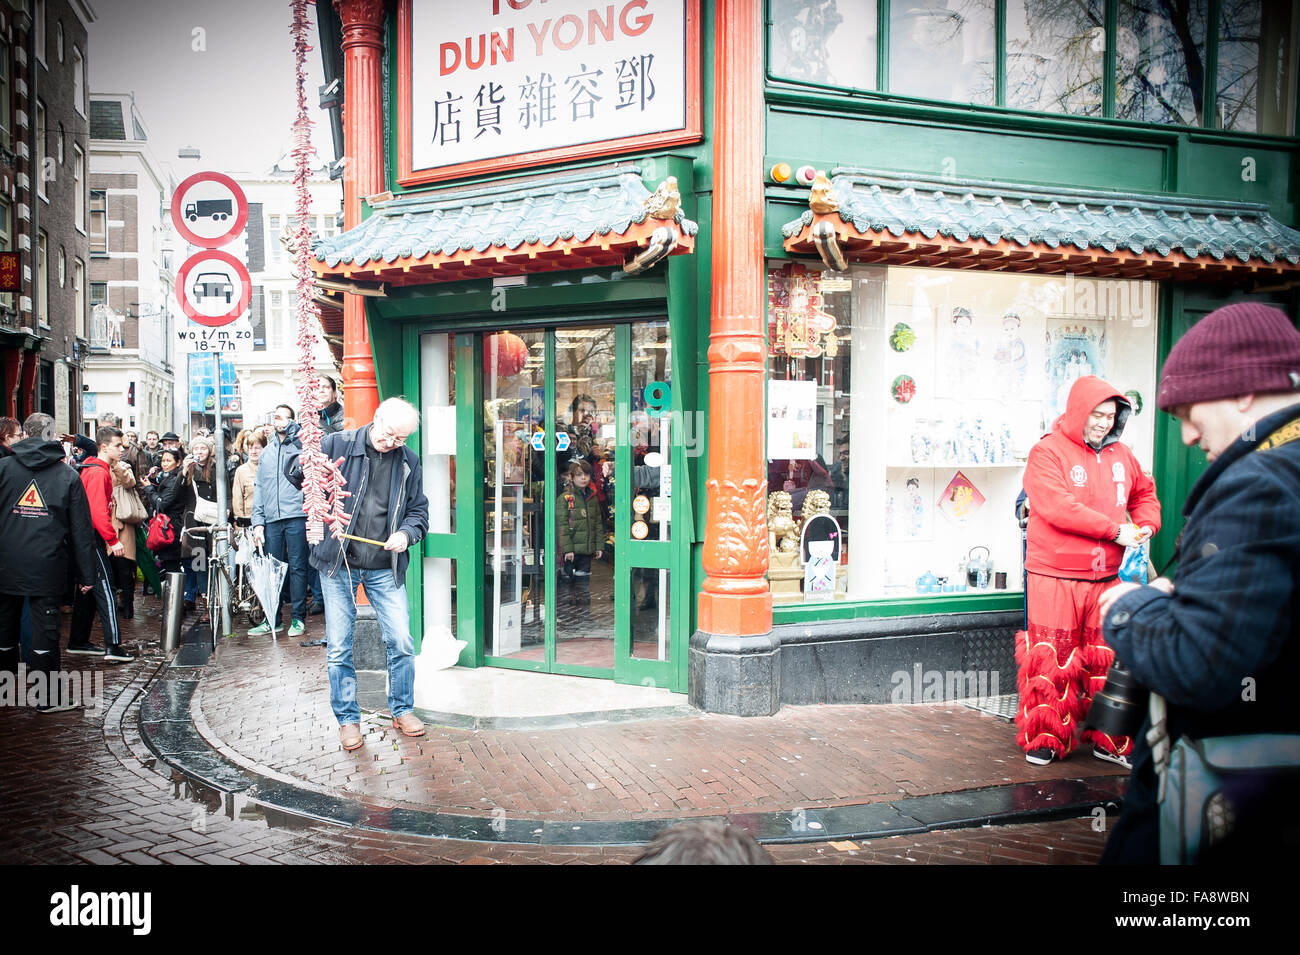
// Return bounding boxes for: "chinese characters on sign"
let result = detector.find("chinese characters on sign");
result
[409,0,689,174]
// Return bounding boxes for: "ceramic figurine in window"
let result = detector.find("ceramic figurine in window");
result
[885,479,895,536]
[766,490,799,567]
[993,312,1028,395]
[907,477,923,537]
[945,306,981,395]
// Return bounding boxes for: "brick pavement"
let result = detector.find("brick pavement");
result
[196,635,1126,820]
[0,602,1118,865]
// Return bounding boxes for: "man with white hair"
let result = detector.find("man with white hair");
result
[287,397,429,752]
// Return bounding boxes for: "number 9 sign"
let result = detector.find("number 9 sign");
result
[644,380,671,418]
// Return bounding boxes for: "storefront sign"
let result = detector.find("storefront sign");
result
[398,0,702,184]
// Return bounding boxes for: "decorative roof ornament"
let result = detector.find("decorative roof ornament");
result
[644,176,681,220]
[808,171,838,215]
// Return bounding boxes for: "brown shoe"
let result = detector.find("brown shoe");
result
[391,712,425,737]
[339,724,363,751]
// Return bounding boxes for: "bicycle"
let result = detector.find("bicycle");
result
[195,522,266,638]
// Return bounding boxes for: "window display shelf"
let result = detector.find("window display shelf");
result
[886,462,1026,470]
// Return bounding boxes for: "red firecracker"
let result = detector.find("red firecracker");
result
[291,0,345,544]
[484,331,529,379]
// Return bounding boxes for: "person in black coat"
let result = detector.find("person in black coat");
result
[141,447,194,580]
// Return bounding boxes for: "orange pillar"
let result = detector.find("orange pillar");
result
[333,0,385,428]
[697,0,771,637]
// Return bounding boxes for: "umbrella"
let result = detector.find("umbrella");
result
[247,546,288,639]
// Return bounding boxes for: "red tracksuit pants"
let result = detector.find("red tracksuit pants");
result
[1015,572,1132,758]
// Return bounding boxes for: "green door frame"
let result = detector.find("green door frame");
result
[405,320,688,692]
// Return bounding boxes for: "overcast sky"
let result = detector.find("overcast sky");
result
[89,0,334,179]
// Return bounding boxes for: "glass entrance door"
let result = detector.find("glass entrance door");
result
[479,321,676,685]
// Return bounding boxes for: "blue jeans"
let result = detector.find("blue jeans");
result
[264,517,309,627]
[320,566,414,726]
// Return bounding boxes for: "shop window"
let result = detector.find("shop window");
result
[1215,0,1298,134]
[768,0,877,90]
[889,0,995,105]
[1115,0,1208,126]
[1005,0,1104,116]
[765,262,1158,605]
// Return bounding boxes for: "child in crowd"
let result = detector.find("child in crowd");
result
[558,459,604,610]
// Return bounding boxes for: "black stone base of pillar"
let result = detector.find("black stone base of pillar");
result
[351,603,386,672]
[688,630,781,716]
[689,611,1020,716]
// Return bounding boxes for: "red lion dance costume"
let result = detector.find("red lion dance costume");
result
[1017,376,1161,764]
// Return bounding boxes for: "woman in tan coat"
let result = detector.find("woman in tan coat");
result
[110,456,142,618]
[232,431,265,522]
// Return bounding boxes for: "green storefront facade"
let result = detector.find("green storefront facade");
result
[316,0,1300,711]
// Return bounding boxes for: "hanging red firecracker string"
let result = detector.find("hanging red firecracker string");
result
[290,0,346,543]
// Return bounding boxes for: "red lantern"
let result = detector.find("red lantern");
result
[484,331,529,379]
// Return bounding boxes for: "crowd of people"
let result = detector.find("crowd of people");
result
[0,375,348,708]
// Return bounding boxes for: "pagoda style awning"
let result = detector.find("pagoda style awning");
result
[782,168,1300,283]
[311,169,697,285]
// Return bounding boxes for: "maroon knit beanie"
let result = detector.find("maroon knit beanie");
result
[1157,302,1300,411]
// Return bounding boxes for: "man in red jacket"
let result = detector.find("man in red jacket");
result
[1017,376,1161,767]
[68,426,134,663]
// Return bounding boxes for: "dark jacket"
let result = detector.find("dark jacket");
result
[1102,401,1300,862]
[286,424,428,587]
[252,422,305,526]
[319,401,345,435]
[142,466,193,561]
[0,437,98,595]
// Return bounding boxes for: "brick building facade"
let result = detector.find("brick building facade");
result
[0,0,94,434]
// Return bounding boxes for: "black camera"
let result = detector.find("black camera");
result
[1083,658,1149,741]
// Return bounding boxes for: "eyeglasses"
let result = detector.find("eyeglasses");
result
[371,422,411,448]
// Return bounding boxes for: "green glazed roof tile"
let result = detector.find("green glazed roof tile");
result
[782,168,1300,267]
[313,170,696,270]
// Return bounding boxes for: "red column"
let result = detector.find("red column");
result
[332,0,386,428]
[1,349,21,419]
[697,0,771,637]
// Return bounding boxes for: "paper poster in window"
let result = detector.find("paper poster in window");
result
[888,469,933,542]
[937,470,986,527]
[1045,319,1107,421]
[767,379,818,460]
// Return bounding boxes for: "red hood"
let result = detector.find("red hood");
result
[1052,375,1132,450]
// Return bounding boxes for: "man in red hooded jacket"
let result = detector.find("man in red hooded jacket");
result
[1017,376,1161,766]
[68,426,134,662]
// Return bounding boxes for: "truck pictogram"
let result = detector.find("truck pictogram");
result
[184,198,233,223]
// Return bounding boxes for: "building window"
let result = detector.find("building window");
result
[37,231,48,328]
[89,190,107,253]
[1115,0,1208,126]
[73,146,84,230]
[0,198,11,309]
[89,281,107,307]
[36,101,46,200]
[0,44,11,153]
[1215,0,1299,134]
[57,246,64,287]
[1005,0,1105,117]
[56,19,63,62]
[74,258,84,339]
[763,262,1157,605]
[889,0,996,105]
[768,0,877,91]
[269,215,282,264]
[72,47,85,117]
[57,122,64,164]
